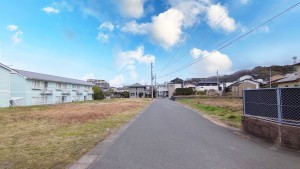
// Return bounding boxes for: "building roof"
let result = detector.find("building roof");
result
[15,69,93,86]
[129,83,146,87]
[228,79,261,87]
[275,73,298,84]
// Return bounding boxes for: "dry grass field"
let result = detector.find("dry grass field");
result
[0,99,150,169]
[179,98,243,128]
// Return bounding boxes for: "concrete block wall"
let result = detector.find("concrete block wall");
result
[242,116,300,150]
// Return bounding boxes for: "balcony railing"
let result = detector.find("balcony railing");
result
[41,87,53,95]
[87,91,93,95]
[62,90,71,95]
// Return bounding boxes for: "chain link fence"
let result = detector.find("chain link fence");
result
[243,88,300,126]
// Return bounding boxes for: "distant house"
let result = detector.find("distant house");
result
[115,86,129,98]
[273,63,300,88]
[195,81,220,92]
[157,83,168,98]
[230,79,260,97]
[183,83,196,89]
[87,79,109,89]
[129,83,152,98]
[0,63,93,108]
[234,75,254,82]
[167,83,182,98]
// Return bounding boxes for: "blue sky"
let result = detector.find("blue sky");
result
[1,0,300,87]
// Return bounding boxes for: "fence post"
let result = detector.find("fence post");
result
[243,90,246,115]
[276,88,282,124]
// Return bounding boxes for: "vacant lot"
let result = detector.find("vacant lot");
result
[179,98,243,128]
[0,99,150,169]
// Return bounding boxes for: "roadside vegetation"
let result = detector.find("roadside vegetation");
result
[179,98,243,128]
[0,99,150,169]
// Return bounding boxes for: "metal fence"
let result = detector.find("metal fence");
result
[243,88,300,126]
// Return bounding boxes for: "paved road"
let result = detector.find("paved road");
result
[90,99,299,169]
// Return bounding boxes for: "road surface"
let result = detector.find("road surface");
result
[90,99,299,169]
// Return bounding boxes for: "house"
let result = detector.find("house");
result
[87,79,109,89]
[234,75,254,82]
[157,83,168,98]
[231,79,260,97]
[167,83,182,98]
[273,63,300,88]
[129,83,150,98]
[114,86,130,98]
[183,83,196,89]
[195,81,220,92]
[0,63,93,107]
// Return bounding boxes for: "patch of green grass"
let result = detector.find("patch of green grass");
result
[179,99,242,128]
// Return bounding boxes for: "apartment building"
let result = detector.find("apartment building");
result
[0,63,93,107]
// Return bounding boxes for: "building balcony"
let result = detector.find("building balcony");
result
[76,90,83,95]
[41,88,53,95]
[87,91,93,95]
[62,90,71,95]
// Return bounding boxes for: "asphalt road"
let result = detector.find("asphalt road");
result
[90,99,300,169]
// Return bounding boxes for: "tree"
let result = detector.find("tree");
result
[170,77,183,84]
[92,86,104,100]
[122,91,129,98]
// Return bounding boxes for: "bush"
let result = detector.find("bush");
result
[92,86,104,100]
[175,88,194,95]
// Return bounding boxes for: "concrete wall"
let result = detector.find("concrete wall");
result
[278,81,300,88]
[242,116,300,150]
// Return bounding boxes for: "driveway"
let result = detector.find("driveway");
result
[89,99,299,169]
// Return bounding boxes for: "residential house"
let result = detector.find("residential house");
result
[157,83,168,98]
[114,86,130,98]
[231,79,260,97]
[234,75,254,82]
[195,81,220,92]
[129,83,151,98]
[167,83,182,98]
[183,83,196,89]
[87,79,110,89]
[273,63,300,88]
[0,63,93,107]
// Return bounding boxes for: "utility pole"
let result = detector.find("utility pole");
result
[151,62,153,100]
[217,70,219,93]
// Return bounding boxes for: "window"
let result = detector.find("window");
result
[62,84,67,90]
[131,93,135,96]
[56,83,62,90]
[285,85,289,87]
[32,81,42,89]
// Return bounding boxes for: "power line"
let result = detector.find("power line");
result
[157,1,300,79]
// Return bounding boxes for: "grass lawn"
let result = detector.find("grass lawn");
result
[0,99,151,169]
[178,98,243,128]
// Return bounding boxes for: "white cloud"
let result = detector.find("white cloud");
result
[121,21,149,34]
[97,32,109,43]
[81,73,96,81]
[150,8,184,49]
[190,48,202,59]
[117,46,155,68]
[99,22,114,31]
[190,48,232,76]
[7,25,18,31]
[118,0,145,18]
[240,0,250,5]
[7,25,23,44]
[122,8,184,49]
[168,0,207,28]
[109,74,125,87]
[205,4,237,32]
[116,46,155,81]
[42,7,60,14]
[11,30,23,44]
